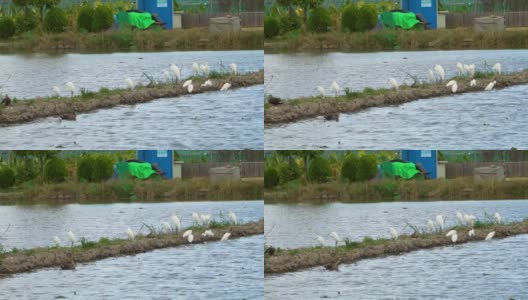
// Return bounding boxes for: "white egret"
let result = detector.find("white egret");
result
[451,82,458,93]
[52,86,61,97]
[436,215,444,230]
[464,214,476,226]
[200,214,211,227]
[228,211,238,224]
[192,212,201,225]
[229,63,237,75]
[170,64,181,82]
[201,79,212,87]
[66,82,76,97]
[456,62,465,75]
[446,80,456,87]
[329,81,340,96]
[492,63,501,75]
[163,70,170,82]
[434,64,445,82]
[316,235,325,246]
[427,69,435,82]
[187,84,194,93]
[220,83,231,91]
[467,64,476,77]
[451,232,458,243]
[221,232,231,241]
[187,233,194,243]
[485,80,496,91]
[388,78,399,90]
[485,231,495,241]
[494,212,501,224]
[427,220,434,232]
[202,230,214,237]
[317,86,326,97]
[53,236,61,246]
[470,79,477,87]
[446,230,457,237]
[182,229,192,238]
[389,228,398,240]
[170,214,181,232]
[468,229,475,237]
[125,228,135,240]
[456,212,464,224]
[200,64,209,77]
[329,231,342,246]
[162,222,172,233]
[125,78,134,90]
[182,79,192,88]
[67,231,77,244]
[192,62,200,76]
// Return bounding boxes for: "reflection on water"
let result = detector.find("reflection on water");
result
[0,200,263,250]
[265,234,528,299]
[265,200,528,249]
[265,85,528,149]
[1,235,263,300]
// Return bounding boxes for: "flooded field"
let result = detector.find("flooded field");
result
[1,235,263,299]
[265,200,528,249]
[265,234,528,299]
[0,85,263,149]
[0,200,263,250]
[265,84,528,149]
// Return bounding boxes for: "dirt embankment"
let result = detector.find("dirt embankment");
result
[0,220,263,276]
[0,71,263,125]
[265,71,528,125]
[265,220,528,275]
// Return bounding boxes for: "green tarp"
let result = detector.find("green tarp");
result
[380,162,421,180]
[117,11,156,30]
[115,161,156,180]
[381,12,421,30]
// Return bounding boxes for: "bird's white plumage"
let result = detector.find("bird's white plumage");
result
[456,62,465,75]
[388,78,399,90]
[170,64,181,81]
[389,228,398,240]
[229,63,237,75]
[200,64,209,77]
[221,232,231,241]
[329,81,340,95]
[52,86,61,97]
[427,220,434,232]
[494,212,501,224]
[316,235,325,246]
[434,64,445,81]
[201,79,213,87]
[451,233,458,243]
[485,81,496,91]
[468,229,475,237]
[446,80,456,87]
[220,83,231,91]
[53,236,61,246]
[229,211,238,224]
[470,79,477,87]
[183,229,192,238]
[446,230,457,237]
[171,214,181,232]
[485,231,495,241]
[187,84,194,93]
[427,69,435,82]
[492,63,502,75]
[202,230,214,237]
[66,82,76,96]
[125,227,135,240]
[192,62,200,75]
[451,82,458,93]
[187,234,194,243]
[162,222,171,233]
[125,78,134,90]
[183,79,192,88]
[67,231,77,243]
[317,86,326,97]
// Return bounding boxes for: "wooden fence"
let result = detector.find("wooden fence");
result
[446,11,528,28]
[181,12,264,28]
[446,161,528,178]
[181,162,264,178]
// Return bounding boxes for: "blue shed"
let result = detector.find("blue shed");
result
[137,150,174,179]
[402,0,438,29]
[137,0,173,29]
[401,150,438,179]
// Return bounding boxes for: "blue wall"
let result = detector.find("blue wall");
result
[137,150,174,179]
[138,0,174,29]
[402,0,438,29]
[401,150,438,179]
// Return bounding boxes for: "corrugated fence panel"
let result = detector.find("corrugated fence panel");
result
[181,162,264,178]
[182,12,264,28]
[446,11,528,28]
[446,161,528,178]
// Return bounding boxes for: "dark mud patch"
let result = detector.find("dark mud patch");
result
[0,71,263,125]
[265,71,528,125]
[264,220,528,275]
[0,220,263,276]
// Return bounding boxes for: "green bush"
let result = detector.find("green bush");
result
[307,7,332,33]
[15,160,39,184]
[357,154,378,181]
[0,166,16,189]
[92,5,114,33]
[357,4,378,32]
[77,4,95,32]
[341,154,360,182]
[77,154,96,182]
[341,4,360,32]
[307,157,332,183]
[44,158,68,183]
[15,10,39,33]
[78,154,115,182]
[278,13,301,34]
[264,16,280,38]
[0,17,16,39]
[44,7,68,33]
[278,162,302,184]
[264,167,280,189]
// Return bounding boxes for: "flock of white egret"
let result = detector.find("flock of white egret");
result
[313,62,503,98]
[315,212,503,247]
[51,211,239,247]
[50,62,238,98]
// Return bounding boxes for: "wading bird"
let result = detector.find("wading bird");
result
[316,235,325,246]
[468,229,475,237]
[446,230,457,237]
[192,62,200,76]
[466,64,476,77]
[66,82,76,97]
[170,64,181,82]
[183,79,192,88]
[187,84,194,93]
[436,215,444,230]
[200,214,211,227]
[171,214,181,232]
[229,63,237,75]
[317,86,326,97]
[220,83,231,91]
[221,232,231,241]
[163,70,170,82]
[389,228,398,240]
[188,233,194,243]
[201,80,212,87]
[427,220,434,232]
[125,228,135,240]
[434,64,445,82]
[229,211,238,224]
[389,78,399,90]
[492,63,502,75]
[200,64,209,77]
[329,81,340,96]
[67,231,77,244]
[485,81,496,91]
[202,230,214,237]
[53,236,61,246]
[485,231,495,241]
[183,230,192,238]
[456,62,465,76]
[52,86,61,97]
[494,212,502,224]
[446,80,458,93]
[162,222,171,233]
[329,232,342,246]
[456,212,465,224]
[464,214,476,226]
[451,232,458,243]
[125,78,135,90]
[192,212,201,225]
[470,79,477,87]
[427,70,435,82]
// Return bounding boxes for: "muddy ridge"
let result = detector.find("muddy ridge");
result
[265,71,528,124]
[264,220,528,275]
[0,71,263,125]
[0,220,263,276]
